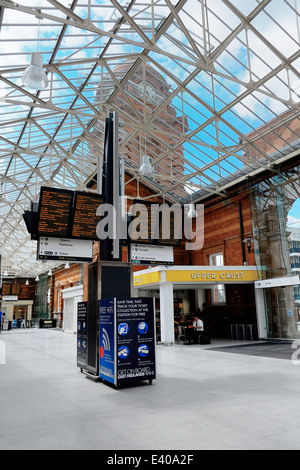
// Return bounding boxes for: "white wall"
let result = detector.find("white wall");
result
[62,285,83,334]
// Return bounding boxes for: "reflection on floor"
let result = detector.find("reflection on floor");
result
[209,340,295,360]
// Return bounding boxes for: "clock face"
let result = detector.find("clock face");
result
[137,81,157,102]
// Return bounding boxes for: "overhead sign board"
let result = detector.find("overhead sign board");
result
[128,200,182,246]
[0,283,21,296]
[37,187,74,237]
[133,271,161,287]
[33,186,104,241]
[130,243,174,265]
[2,295,18,301]
[37,236,93,262]
[166,268,258,283]
[255,275,300,288]
[71,191,104,240]
[133,267,258,287]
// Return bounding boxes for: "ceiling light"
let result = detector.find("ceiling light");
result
[3,269,8,276]
[186,203,198,219]
[139,155,154,177]
[35,275,39,281]
[22,52,49,90]
[25,279,29,286]
[48,268,52,276]
[65,262,70,269]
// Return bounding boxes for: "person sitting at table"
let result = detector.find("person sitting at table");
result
[192,315,204,343]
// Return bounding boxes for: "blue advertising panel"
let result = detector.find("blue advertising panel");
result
[99,297,156,387]
[116,298,156,386]
[99,298,116,384]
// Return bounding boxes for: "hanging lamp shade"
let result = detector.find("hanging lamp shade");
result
[22,52,49,90]
[139,155,154,177]
[186,203,198,219]
[35,275,39,281]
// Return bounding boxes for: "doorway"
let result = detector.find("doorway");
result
[64,298,74,334]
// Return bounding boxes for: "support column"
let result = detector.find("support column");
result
[27,304,32,321]
[159,281,174,344]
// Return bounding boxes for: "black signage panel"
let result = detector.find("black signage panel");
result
[1,283,11,296]
[128,199,182,246]
[11,283,21,296]
[39,319,57,328]
[77,301,88,369]
[37,187,73,237]
[71,192,104,240]
[34,186,104,241]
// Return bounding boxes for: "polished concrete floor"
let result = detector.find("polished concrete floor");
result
[1,328,300,450]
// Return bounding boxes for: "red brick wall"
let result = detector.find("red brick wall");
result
[190,192,255,266]
[245,109,300,161]
[51,264,83,313]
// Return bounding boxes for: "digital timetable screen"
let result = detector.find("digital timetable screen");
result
[129,200,182,246]
[37,187,73,237]
[36,187,103,240]
[71,192,104,240]
[1,283,12,296]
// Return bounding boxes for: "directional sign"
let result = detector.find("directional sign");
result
[130,243,174,265]
[37,236,93,262]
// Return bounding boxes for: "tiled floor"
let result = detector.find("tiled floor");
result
[1,328,300,450]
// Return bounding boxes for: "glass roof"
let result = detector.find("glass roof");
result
[1,0,300,277]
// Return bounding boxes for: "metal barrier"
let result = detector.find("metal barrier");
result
[229,323,254,340]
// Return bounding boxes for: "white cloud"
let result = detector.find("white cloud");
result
[287,215,300,228]
[231,6,300,120]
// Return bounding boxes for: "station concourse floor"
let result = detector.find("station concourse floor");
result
[1,328,300,451]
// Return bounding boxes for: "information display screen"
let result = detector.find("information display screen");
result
[11,283,21,296]
[129,199,182,246]
[129,201,155,244]
[1,283,11,295]
[71,192,103,240]
[37,187,73,237]
[35,186,104,241]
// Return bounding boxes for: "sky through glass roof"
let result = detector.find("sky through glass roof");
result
[0,0,300,276]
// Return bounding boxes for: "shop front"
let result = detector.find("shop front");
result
[133,266,262,344]
[0,298,34,328]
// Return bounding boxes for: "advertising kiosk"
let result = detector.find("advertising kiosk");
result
[99,297,156,388]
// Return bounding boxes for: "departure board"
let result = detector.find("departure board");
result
[37,187,73,237]
[1,283,11,295]
[11,283,21,296]
[129,200,182,246]
[71,192,104,240]
[159,209,182,246]
[128,201,154,244]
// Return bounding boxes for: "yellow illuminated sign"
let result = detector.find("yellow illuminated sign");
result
[166,269,258,283]
[133,271,161,286]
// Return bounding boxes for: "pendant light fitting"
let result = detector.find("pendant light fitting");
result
[22,52,49,90]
